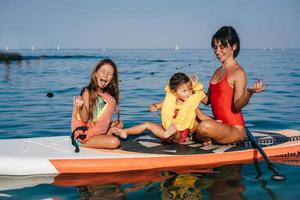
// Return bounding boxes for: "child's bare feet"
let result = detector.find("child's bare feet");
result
[162,125,177,139]
[112,127,128,139]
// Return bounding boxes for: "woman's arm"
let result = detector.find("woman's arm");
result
[232,69,265,112]
[196,107,211,121]
[201,88,210,105]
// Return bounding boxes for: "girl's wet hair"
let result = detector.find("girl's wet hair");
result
[81,58,120,122]
[211,26,240,57]
[169,72,191,91]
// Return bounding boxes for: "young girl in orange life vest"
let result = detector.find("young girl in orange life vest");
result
[71,59,123,149]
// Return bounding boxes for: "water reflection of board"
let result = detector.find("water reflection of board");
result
[0,169,213,191]
[0,129,299,176]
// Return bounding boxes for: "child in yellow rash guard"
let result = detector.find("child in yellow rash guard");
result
[113,72,210,144]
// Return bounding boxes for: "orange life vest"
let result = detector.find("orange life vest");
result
[71,92,116,143]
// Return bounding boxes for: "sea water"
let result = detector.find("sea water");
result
[0,49,299,199]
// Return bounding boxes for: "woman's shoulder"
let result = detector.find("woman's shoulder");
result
[229,64,247,82]
[231,63,246,75]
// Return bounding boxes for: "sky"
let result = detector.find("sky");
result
[0,0,299,49]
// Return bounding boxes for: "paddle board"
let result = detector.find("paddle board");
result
[0,129,299,176]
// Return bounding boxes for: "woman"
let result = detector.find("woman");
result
[196,26,265,144]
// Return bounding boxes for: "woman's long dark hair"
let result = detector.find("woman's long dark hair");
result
[81,59,120,122]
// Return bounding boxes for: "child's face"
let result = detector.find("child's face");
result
[213,39,236,63]
[173,82,192,102]
[96,64,114,89]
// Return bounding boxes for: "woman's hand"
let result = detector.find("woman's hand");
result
[247,80,266,94]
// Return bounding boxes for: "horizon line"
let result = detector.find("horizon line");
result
[1,47,299,51]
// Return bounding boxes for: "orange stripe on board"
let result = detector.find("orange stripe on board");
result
[50,143,300,174]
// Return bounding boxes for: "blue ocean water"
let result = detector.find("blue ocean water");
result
[0,49,299,199]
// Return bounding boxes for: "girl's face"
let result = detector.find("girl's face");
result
[173,82,192,102]
[95,64,114,89]
[213,39,236,63]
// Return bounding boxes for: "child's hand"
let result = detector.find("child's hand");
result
[73,96,84,108]
[248,80,266,94]
[149,104,158,112]
[190,74,199,82]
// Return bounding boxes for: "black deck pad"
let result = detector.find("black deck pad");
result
[119,131,287,155]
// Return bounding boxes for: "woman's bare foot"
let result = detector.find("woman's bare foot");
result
[162,125,177,139]
[203,139,212,145]
[112,127,128,139]
[195,134,212,145]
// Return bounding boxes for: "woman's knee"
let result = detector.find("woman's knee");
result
[237,128,246,141]
[197,120,214,135]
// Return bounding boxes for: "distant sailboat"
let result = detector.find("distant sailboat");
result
[5,46,9,51]
[175,44,179,51]
[31,46,35,50]
[57,46,60,50]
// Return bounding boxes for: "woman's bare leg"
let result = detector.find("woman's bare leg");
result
[195,120,246,144]
[81,135,120,149]
[113,121,165,139]
[192,120,212,144]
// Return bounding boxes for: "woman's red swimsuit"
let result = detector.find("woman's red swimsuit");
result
[209,71,245,127]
